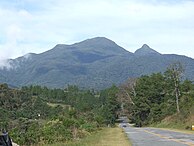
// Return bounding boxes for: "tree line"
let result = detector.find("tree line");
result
[119,62,194,127]
[0,84,119,145]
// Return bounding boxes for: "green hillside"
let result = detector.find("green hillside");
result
[0,84,119,145]
[0,37,194,89]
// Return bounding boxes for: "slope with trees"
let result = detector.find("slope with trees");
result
[119,63,194,128]
[0,84,119,145]
[1,37,194,90]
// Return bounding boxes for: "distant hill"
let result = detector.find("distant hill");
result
[0,37,194,89]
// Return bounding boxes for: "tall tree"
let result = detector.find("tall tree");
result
[118,78,136,116]
[165,62,184,113]
[131,73,166,126]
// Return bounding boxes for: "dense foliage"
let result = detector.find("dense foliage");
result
[1,62,194,145]
[120,65,194,127]
[0,84,119,145]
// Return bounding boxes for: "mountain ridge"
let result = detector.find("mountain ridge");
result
[0,37,194,89]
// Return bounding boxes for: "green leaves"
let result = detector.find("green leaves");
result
[0,83,122,145]
[129,73,176,126]
[126,63,194,127]
[99,85,120,125]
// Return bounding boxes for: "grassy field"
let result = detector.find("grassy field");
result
[46,127,131,146]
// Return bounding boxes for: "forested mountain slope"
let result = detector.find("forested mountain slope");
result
[0,37,194,89]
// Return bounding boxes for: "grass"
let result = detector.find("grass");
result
[150,115,194,135]
[47,102,71,108]
[45,127,131,146]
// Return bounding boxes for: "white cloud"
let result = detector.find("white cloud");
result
[0,0,194,63]
[0,59,13,69]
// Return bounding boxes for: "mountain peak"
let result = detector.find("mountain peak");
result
[73,37,117,47]
[142,44,150,49]
[135,44,160,56]
[71,37,130,55]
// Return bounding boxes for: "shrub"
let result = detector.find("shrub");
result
[81,123,97,132]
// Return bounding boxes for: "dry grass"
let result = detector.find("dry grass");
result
[47,127,131,146]
[150,114,194,134]
[91,127,131,146]
[47,102,71,109]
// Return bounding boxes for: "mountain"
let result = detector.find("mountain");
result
[0,37,194,89]
[134,44,160,56]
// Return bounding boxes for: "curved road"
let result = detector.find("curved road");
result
[122,124,194,146]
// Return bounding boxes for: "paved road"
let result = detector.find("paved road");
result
[122,123,194,146]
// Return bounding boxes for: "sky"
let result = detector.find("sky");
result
[0,0,194,61]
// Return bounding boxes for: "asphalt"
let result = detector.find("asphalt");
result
[121,123,194,146]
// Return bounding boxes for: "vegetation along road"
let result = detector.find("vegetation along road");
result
[122,124,194,146]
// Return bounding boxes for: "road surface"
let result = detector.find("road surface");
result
[122,123,194,146]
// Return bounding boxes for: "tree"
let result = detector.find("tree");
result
[99,85,120,126]
[165,62,184,113]
[131,73,166,126]
[119,78,136,105]
[118,78,136,117]
[181,79,193,93]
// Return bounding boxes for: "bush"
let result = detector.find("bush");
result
[41,120,72,144]
[81,123,97,132]
[10,120,41,145]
